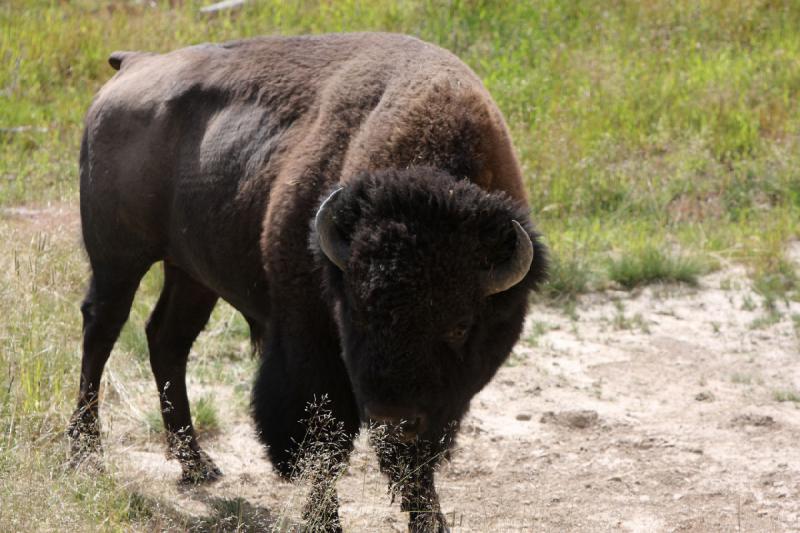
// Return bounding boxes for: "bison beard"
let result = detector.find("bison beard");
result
[68,33,547,532]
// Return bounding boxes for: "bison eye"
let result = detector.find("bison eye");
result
[444,322,471,345]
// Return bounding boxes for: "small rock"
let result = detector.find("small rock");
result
[539,409,599,429]
[731,414,776,427]
[695,391,715,402]
[567,410,599,428]
[516,413,533,421]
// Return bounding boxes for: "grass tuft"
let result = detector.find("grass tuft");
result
[753,256,799,303]
[607,246,706,289]
[193,394,221,436]
[539,252,592,300]
[143,394,220,436]
[773,389,800,403]
[731,373,753,385]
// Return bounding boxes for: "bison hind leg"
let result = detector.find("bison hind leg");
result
[145,263,221,483]
[68,262,151,468]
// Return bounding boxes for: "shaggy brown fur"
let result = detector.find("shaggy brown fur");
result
[70,33,545,532]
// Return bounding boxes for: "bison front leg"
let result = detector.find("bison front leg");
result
[373,438,450,533]
[402,468,449,533]
[252,307,360,531]
[301,466,344,533]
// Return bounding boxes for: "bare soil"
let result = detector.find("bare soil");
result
[12,206,798,532]
[103,264,800,532]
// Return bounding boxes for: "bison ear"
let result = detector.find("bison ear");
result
[481,220,533,296]
[315,187,351,271]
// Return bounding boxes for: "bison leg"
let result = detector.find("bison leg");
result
[68,268,147,467]
[403,469,449,533]
[373,440,449,533]
[252,313,359,530]
[145,263,220,484]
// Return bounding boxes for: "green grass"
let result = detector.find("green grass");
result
[0,217,249,531]
[793,314,800,341]
[2,0,799,293]
[2,0,800,529]
[773,389,800,403]
[607,246,706,289]
[539,250,592,300]
[731,373,753,385]
[192,394,221,435]
[145,394,220,435]
[749,308,782,330]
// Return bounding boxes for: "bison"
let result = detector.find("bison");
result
[67,33,547,531]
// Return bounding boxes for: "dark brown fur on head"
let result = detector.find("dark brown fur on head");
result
[311,167,547,447]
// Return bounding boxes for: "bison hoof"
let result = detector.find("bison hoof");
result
[178,449,223,484]
[66,416,104,470]
[409,511,449,533]
[302,519,342,533]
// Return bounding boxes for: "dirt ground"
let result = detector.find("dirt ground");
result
[6,206,798,532]
[104,260,800,532]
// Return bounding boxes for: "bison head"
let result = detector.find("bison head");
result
[311,167,547,447]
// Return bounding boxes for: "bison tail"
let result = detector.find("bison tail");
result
[108,51,140,71]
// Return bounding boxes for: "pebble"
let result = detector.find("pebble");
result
[694,391,715,402]
[540,409,599,429]
[516,413,533,421]
[731,414,775,427]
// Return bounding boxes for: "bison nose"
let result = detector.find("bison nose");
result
[365,404,428,441]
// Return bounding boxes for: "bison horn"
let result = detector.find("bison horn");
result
[315,187,350,270]
[482,220,534,296]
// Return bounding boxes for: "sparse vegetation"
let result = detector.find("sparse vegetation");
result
[741,295,757,312]
[749,309,782,330]
[753,256,800,303]
[731,373,753,385]
[539,249,592,300]
[193,395,221,436]
[522,321,553,348]
[607,246,706,290]
[773,389,800,403]
[144,394,220,436]
[610,301,651,333]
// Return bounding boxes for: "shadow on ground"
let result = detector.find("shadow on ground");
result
[130,490,295,532]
